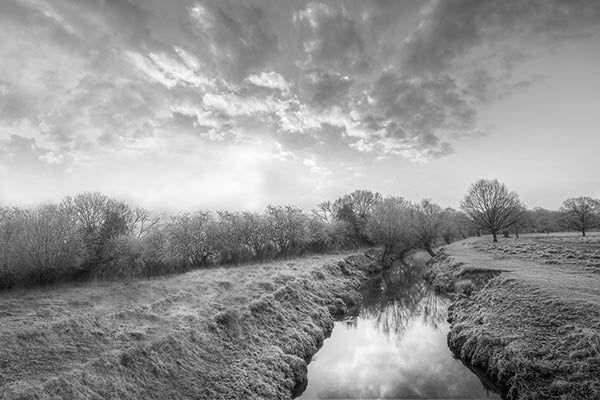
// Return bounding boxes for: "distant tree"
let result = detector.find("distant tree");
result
[347,190,382,219]
[411,199,445,257]
[560,197,600,237]
[213,211,246,265]
[460,179,524,242]
[62,192,133,263]
[511,205,532,238]
[217,211,269,262]
[311,201,335,224]
[0,207,23,271]
[19,204,84,283]
[529,207,561,234]
[166,212,216,267]
[99,201,133,244]
[304,217,330,253]
[129,207,160,238]
[367,197,416,266]
[438,208,475,243]
[331,190,382,242]
[265,205,307,257]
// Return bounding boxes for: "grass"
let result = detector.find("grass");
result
[426,234,600,399]
[0,251,380,399]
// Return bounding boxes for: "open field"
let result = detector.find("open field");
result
[0,251,378,400]
[426,234,600,399]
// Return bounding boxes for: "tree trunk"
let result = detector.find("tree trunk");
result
[492,231,498,242]
[582,228,586,237]
[424,244,436,257]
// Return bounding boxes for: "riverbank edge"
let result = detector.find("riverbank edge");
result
[424,250,509,397]
[0,251,383,400]
[424,246,600,400]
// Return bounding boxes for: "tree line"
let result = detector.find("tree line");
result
[0,182,598,289]
[460,179,600,242]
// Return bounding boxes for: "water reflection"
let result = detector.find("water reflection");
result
[359,266,447,340]
[296,262,501,400]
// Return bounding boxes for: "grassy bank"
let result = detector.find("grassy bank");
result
[0,251,381,400]
[426,235,600,400]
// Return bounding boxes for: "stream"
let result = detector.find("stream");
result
[295,258,502,399]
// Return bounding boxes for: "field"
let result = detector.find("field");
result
[426,233,600,399]
[0,251,378,400]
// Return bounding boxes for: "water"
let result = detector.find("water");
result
[296,263,502,399]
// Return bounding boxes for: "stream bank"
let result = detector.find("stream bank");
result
[425,238,600,400]
[0,252,381,400]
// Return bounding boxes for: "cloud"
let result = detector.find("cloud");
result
[294,2,367,72]
[186,1,279,80]
[125,49,214,89]
[247,71,290,93]
[302,71,353,108]
[401,0,600,75]
[3,0,600,209]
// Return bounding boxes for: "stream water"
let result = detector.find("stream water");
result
[296,261,502,399]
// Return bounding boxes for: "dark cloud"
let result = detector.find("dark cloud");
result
[401,0,600,74]
[301,71,353,108]
[185,1,279,79]
[294,2,367,72]
[368,73,475,140]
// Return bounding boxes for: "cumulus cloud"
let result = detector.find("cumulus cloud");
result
[247,71,290,93]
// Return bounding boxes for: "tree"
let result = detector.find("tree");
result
[129,207,160,238]
[332,190,382,243]
[367,196,416,266]
[411,199,445,257]
[19,204,84,283]
[560,197,600,237]
[460,179,523,242]
[62,192,132,263]
[346,190,382,219]
[165,212,216,267]
[0,207,23,271]
[312,201,335,224]
[265,205,307,257]
[529,207,561,234]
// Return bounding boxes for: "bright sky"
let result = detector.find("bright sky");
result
[1,0,599,211]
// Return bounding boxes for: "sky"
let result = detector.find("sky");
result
[1,0,599,212]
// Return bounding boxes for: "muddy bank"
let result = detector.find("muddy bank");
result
[426,239,600,400]
[0,251,381,400]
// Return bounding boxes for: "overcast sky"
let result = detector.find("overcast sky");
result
[1,0,599,211]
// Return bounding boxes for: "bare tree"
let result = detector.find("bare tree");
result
[347,190,382,219]
[265,205,307,257]
[367,196,416,266]
[166,212,216,267]
[311,201,335,224]
[19,204,84,282]
[560,197,600,237]
[63,192,111,233]
[411,199,445,257]
[0,207,23,272]
[460,179,523,242]
[129,207,160,238]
